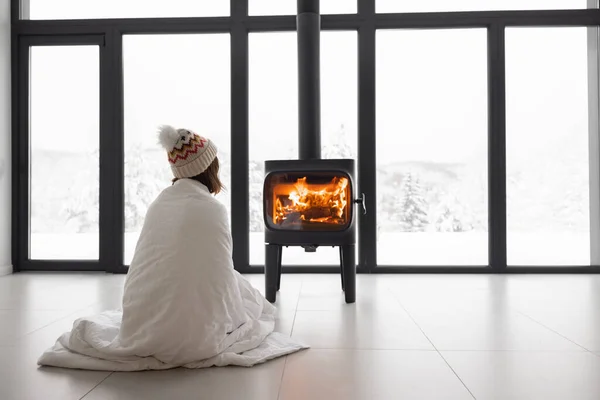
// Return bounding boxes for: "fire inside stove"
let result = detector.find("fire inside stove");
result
[267,174,351,229]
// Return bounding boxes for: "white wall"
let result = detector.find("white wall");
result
[0,0,11,276]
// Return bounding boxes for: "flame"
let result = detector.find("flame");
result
[273,176,349,227]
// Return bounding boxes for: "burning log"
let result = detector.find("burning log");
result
[302,207,332,220]
[283,207,331,221]
[282,212,303,224]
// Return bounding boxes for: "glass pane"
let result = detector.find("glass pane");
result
[264,171,352,231]
[123,34,230,265]
[322,32,358,161]
[377,0,589,13]
[506,27,590,266]
[249,32,298,266]
[26,0,228,19]
[30,46,99,260]
[250,0,356,16]
[249,31,357,266]
[303,31,357,265]
[376,29,488,266]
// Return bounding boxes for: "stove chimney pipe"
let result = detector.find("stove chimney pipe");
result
[297,0,321,160]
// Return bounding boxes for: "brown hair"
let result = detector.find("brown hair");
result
[172,157,224,195]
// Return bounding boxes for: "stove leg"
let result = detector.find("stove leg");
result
[341,244,356,303]
[339,246,345,291]
[265,244,280,303]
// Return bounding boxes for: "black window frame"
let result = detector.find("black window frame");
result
[10,0,600,274]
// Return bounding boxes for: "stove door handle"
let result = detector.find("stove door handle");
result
[354,193,366,215]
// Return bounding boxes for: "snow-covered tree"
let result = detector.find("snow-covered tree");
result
[124,147,169,231]
[249,160,265,232]
[377,169,403,233]
[62,149,99,233]
[395,172,429,232]
[435,207,460,232]
[431,192,468,232]
[323,124,355,159]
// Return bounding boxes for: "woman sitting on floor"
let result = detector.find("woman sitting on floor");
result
[38,125,307,371]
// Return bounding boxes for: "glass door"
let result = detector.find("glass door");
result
[17,36,104,270]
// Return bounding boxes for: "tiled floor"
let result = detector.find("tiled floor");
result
[1,273,600,400]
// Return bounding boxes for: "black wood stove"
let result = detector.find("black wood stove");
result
[263,0,366,304]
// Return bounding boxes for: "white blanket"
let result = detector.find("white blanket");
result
[38,179,308,371]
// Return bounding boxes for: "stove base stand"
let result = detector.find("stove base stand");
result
[264,243,356,304]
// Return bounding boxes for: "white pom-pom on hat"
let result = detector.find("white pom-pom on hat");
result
[157,125,181,151]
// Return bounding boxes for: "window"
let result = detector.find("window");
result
[249,31,357,266]
[123,34,231,265]
[249,32,298,266]
[376,29,488,266]
[506,27,591,266]
[29,46,100,260]
[24,0,228,19]
[16,0,600,273]
[250,0,356,16]
[377,0,590,13]
[321,32,358,164]
[307,31,358,265]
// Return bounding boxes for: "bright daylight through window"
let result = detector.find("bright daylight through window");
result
[25,0,229,19]
[123,34,231,265]
[376,29,488,266]
[506,27,592,266]
[30,46,100,260]
[249,32,298,266]
[377,0,590,13]
[250,0,356,15]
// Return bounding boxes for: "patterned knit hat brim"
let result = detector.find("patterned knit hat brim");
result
[171,139,217,179]
[158,125,218,179]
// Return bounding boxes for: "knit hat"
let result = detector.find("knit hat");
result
[158,125,218,179]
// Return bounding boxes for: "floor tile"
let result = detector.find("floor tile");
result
[83,358,286,400]
[297,275,402,312]
[0,342,110,400]
[502,276,600,351]
[386,277,514,314]
[0,273,124,311]
[274,308,296,336]
[405,305,585,351]
[443,351,600,400]
[291,308,433,350]
[279,349,472,400]
[383,274,495,294]
[13,306,99,354]
[514,307,600,351]
[0,309,74,345]
[243,274,302,311]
